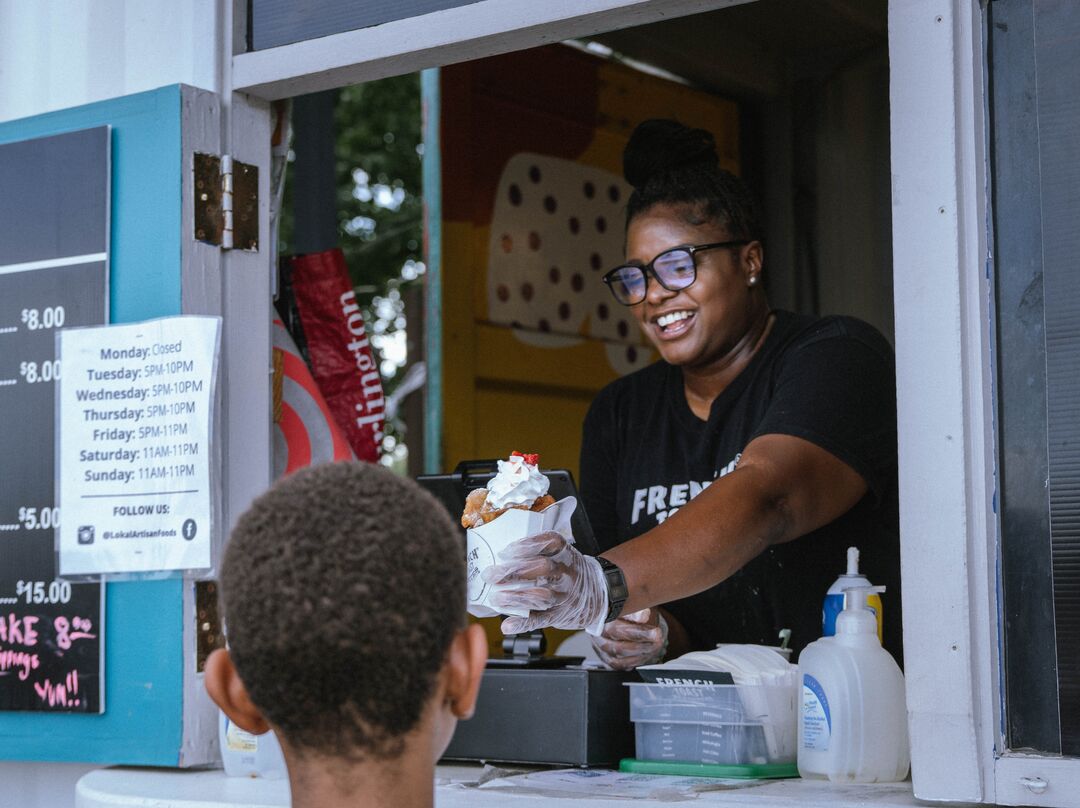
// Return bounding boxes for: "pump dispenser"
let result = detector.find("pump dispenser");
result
[798,586,909,783]
[837,585,880,635]
[823,547,883,643]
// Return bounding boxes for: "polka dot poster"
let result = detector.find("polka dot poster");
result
[487,153,651,375]
[438,44,739,484]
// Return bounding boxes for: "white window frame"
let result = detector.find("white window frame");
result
[891,1,1080,805]
[226,0,1080,803]
[230,0,754,99]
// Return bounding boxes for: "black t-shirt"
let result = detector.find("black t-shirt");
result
[579,310,902,664]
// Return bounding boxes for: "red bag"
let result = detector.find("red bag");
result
[290,249,385,463]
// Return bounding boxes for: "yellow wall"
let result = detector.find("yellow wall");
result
[440,44,739,653]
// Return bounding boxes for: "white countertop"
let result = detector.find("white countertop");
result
[75,763,937,808]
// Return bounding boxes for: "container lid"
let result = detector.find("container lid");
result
[625,681,789,689]
[619,758,799,780]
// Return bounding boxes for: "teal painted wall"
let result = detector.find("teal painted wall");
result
[0,86,185,763]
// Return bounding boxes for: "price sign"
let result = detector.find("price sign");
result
[57,317,220,576]
[21,307,67,331]
[0,126,110,712]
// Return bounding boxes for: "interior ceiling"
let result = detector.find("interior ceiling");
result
[589,0,888,100]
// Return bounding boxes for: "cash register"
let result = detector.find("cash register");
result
[418,460,635,767]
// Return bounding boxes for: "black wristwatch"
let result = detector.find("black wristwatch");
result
[596,556,629,623]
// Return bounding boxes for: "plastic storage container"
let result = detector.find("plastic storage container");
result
[627,681,798,766]
[798,586,909,782]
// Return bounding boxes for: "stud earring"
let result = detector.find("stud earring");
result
[748,274,759,287]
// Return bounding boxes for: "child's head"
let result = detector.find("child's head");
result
[205,461,486,770]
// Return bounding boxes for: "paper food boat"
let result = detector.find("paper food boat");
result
[466,495,577,618]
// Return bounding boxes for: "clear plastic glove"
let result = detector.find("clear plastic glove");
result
[481,531,608,635]
[591,608,668,670]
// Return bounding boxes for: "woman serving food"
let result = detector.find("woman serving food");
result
[485,119,901,670]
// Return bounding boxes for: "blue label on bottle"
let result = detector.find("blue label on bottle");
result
[802,673,831,751]
[823,594,880,637]
[822,593,845,636]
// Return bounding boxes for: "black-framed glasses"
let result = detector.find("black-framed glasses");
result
[601,241,749,306]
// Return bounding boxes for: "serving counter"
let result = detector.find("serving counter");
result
[75,763,943,808]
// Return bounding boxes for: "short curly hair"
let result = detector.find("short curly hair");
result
[219,461,466,761]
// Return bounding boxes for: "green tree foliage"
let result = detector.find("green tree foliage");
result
[333,75,424,294]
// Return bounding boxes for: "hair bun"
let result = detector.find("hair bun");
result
[623,119,719,190]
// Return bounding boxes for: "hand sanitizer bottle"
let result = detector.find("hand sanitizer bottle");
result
[823,547,883,644]
[798,586,909,782]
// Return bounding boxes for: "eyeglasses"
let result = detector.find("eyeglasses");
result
[601,241,750,306]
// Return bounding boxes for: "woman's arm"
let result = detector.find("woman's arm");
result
[603,433,867,614]
[488,323,894,637]
[487,432,870,635]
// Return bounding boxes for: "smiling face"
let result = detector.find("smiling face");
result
[626,202,766,371]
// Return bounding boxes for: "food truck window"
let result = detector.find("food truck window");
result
[277,0,893,473]
[270,0,893,656]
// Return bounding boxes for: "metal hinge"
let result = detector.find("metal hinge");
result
[194,152,259,251]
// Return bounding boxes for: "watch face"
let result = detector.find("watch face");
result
[600,558,629,604]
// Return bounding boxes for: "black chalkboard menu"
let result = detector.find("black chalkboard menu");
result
[0,127,109,712]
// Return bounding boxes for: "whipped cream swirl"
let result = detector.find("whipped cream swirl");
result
[486,455,550,509]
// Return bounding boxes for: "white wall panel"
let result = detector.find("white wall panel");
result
[0,0,220,123]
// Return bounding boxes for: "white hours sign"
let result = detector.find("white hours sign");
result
[56,316,221,576]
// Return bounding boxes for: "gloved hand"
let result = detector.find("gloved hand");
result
[482,531,608,635]
[591,608,668,670]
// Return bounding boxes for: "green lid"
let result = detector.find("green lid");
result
[619,758,799,780]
